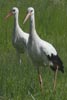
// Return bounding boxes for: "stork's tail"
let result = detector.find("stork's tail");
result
[59,65,64,73]
[48,54,64,73]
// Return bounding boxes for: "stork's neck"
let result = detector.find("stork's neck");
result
[14,13,19,27]
[30,14,36,35]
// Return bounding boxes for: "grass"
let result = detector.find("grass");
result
[0,0,67,100]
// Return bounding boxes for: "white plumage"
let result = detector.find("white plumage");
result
[40,39,57,56]
[23,7,64,91]
[5,7,29,64]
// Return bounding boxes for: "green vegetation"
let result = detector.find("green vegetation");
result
[0,0,67,99]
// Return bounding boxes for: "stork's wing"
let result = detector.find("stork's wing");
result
[40,39,57,57]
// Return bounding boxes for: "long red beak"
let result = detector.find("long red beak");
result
[5,11,13,20]
[23,12,31,24]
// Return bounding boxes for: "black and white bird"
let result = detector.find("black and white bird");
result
[23,7,64,91]
[5,7,29,64]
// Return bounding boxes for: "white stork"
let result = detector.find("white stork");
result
[5,7,29,64]
[23,7,64,91]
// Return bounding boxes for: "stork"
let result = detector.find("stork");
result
[5,7,29,64]
[23,7,64,91]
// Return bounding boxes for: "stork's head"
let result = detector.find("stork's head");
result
[5,7,19,19]
[11,7,19,15]
[23,7,34,24]
[27,7,34,15]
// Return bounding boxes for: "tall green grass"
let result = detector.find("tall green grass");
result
[0,0,67,100]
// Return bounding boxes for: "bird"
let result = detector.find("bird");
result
[5,7,29,64]
[23,7,64,91]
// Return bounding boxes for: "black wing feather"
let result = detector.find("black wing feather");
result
[48,54,64,73]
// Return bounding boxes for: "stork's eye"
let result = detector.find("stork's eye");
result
[31,10,33,12]
[12,9,15,12]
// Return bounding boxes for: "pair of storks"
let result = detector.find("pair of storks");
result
[5,7,64,91]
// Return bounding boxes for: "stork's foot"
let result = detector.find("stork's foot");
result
[19,58,22,65]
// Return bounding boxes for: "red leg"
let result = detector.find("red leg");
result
[37,67,43,92]
[53,66,58,91]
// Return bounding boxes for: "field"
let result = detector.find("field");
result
[0,0,67,100]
